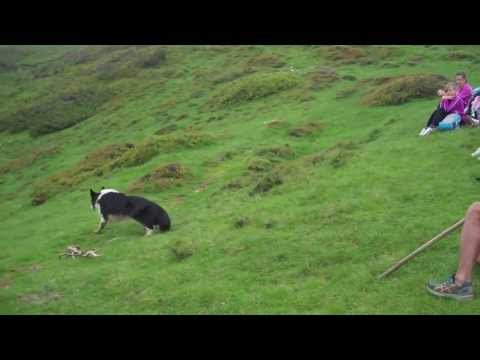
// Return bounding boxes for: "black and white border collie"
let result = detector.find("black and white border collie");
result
[90,188,171,236]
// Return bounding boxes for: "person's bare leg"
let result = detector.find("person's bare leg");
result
[455,202,480,284]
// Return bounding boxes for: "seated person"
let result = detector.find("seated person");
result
[454,72,473,110]
[420,83,465,136]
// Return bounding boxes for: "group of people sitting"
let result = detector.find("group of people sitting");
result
[419,72,480,136]
[415,73,480,300]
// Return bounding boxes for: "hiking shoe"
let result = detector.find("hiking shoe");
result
[426,275,474,300]
[423,127,433,136]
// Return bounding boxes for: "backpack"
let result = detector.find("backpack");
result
[467,86,480,119]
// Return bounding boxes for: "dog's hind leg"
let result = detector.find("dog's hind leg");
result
[95,219,107,234]
[144,227,154,236]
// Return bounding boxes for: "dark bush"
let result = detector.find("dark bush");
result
[169,240,194,261]
[247,157,273,172]
[245,53,286,69]
[135,48,167,68]
[31,62,65,79]
[342,75,357,81]
[155,124,178,135]
[256,144,295,160]
[324,46,368,64]
[250,172,283,195]
[31,192,49,206]
[309,67,339,90]
[0,86,114,136]
[288,121,323,137]
[447,51,475,61]
[310,141,357,168]
[234,217,250,228]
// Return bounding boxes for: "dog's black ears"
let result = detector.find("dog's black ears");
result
[101,186,105,190]
[90,189,96,195]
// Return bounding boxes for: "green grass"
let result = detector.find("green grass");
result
[2,45,480,314]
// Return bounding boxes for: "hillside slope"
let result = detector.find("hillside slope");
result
[1,45,480,314]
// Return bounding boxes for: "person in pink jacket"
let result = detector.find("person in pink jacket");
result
[420,82,465,136]
[453,72,473,110]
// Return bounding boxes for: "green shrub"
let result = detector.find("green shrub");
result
[128,163,189,193]
[158,131,213,150]
[342,75,357,81]
[30,143,133,205]
[76,143,133,173]
[31,192,49,206]
[367,46,404,60]
[95,61,136,80]
[245,53,286,69]
[256,144,295,160]
[211,69,247,85]
[112,139,159,168]
[31,62,65,79]
[209,72,301,107]
[63,48,99,64]
[310,141,357,168]
[323,46,369,64]
[336,86,358,99]
[155,124,178,135]
[447,51,475,61]
[0,146,60,175]
[250,172,283,195]
[222,177,250,191]
[247,157,273,172]
[169,240,194,261]
[309,67,339,90]
[0,86,114,136]
[234,217,250,228]
[361,74,447,106]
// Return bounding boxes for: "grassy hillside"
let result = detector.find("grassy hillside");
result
[1,45,480,314]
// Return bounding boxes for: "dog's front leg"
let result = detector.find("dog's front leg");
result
[144,227,154,236]
[95,219,107,234]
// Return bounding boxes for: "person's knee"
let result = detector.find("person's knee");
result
[467,202,480,218]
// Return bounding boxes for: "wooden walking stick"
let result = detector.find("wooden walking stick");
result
[378,218,465,279]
